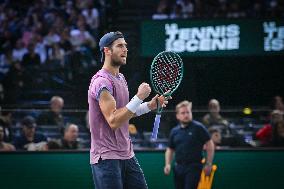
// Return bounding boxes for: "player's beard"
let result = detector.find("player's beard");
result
[110,55,126,67]
[111,59,123,67]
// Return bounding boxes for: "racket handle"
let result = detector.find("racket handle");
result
[151,114,161,140]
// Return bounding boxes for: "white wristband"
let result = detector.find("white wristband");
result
[135,102,151,116]
[126,95,143,113]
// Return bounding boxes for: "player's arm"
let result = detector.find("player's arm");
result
[99,83,151,130]
[99,89,134,130]
[164,147,174,175]
[204,139,215,165]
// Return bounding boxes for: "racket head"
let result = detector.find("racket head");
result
[150,51,184,96]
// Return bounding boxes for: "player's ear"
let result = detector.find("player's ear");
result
[104,47,112,56]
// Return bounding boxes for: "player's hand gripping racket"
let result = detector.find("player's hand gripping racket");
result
[150,51,184,140]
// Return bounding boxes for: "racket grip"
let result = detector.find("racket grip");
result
[151,114,161,140]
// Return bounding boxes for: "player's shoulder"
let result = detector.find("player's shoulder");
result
[118,73,128,86]
[118,72,125,77]
[90,72,112,86]
[93,75,111,83]
[118,72,126,80]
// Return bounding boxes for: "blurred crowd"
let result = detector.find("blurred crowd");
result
[1,93,284,152]
[152,0,284,19]
[204,96,284,149]
[128,95,284,150]
[0,95,89,151]
[0,0,110,105]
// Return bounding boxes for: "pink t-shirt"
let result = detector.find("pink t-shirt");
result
[88,69,134,164]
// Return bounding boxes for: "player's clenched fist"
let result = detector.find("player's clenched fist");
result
[136,83,151,100]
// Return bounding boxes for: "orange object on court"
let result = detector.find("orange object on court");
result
[197,159,217,189]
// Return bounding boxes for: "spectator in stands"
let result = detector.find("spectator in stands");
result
[59,123,82,150]
[81,2,100,39]
[152,0,170,20]
[213,0,228,18]
[0,47,13,81]
[208,127,222,149]
[12,39,27,63]
[271,95,284,112]
[170,3,183,19]
[0,110,13,142]
[202,99,229,128]
[155,0,284,19]
[0,124,15,151]
[176,0,195,18]
[21,43,41,67]
[37,96,65,132]
[2,50,25,105]
[13,116,47,150]
[226,1,246,18]
[256,110,283,146]
[70,20,96,68]
[44,28,61,48]
[44,123,82,150]
[76,0,89,10]
[272,120,284,146]
[59,28,72,54]
[64,0,74,15]
[249,1,263,18]
[48,42,65,66]
[67,6,80,26]
[70,20,96,51]
[265,0,282,18]
[34,34,47,64]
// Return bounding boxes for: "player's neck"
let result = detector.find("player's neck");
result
[102,64,120,76]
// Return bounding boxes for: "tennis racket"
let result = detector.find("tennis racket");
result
[150,51,184,140]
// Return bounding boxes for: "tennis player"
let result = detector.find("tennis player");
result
[88,31,167,189]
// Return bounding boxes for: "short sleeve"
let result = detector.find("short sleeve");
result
[168,129,176,149]
[89,77,114,101]
[198,125,211,144]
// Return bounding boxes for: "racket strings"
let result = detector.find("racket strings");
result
[152,52,183,94]
[152,68,180,92]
